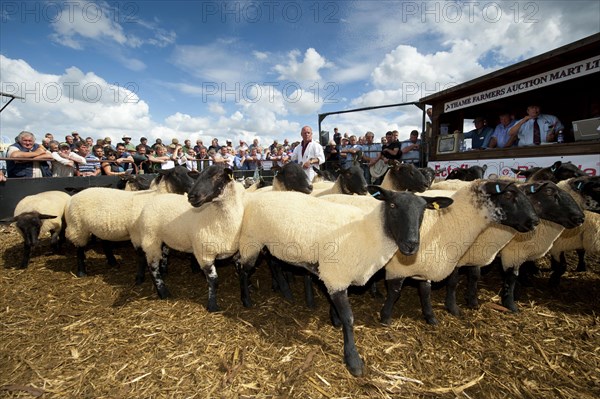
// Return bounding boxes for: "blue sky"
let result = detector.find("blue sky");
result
[1,1,599,146]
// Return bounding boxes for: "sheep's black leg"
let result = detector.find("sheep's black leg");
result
[330,290,364,377]
[549,252,568,288]
[135,248,146,285]
[267,256,293,301]
[380,277,405,325]
[159,244,169,276]
[239,261,254,308]
[304,274,315,309]
[50,229,60,253]
[189,255,201,273]
[329,302,341,328]
[444,268,461,317]
[148,259,170,299]
[101,240,118,267]
[464,266,480,309]
[203,264,219,312]
[501,267,519,312]
[575,249,586,272]
[418,280,438,325]
[76,247,87,277]
[20,241,32,269]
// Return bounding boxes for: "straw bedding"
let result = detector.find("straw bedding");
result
[1,225,598,398]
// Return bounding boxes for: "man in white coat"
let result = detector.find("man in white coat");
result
[289,126,325,181]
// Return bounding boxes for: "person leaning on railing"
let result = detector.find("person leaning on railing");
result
[6,131,53,178]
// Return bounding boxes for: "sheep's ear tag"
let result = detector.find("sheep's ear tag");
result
[495,184,502,193]
[371,191,381,198]
[530,185,536,193]
[551,166,557,172]
[432,202,440,210]
[576,181,584,191]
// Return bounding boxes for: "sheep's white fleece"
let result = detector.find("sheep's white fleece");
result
[379,169,396,191]
[312,180,344,197]
[548,179,600,260]
[14,191,71,237]
[322,183,505,281]
[499,220,564,270]
[388,185,506,281]
[130,182,246,265]
[238,191,398,293]
[549,211,600,260]
[66,180,180,247]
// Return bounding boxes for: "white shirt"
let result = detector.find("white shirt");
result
[289,140,325,181]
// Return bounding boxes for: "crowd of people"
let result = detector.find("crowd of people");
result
[0,125,425,184]
[2,103,565,183]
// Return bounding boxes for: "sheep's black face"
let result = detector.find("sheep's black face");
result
[418,167,436,186]
[187,165,232,207]
[157,165,197,194]
[554,162,586,182]
[389,163,429,192]
[570,176,600,213]
[275,162,313,194]
[340,166,367,195]
[520,182,584,228]
[447,166,486,182]
[481,181,539,233]
[368,186,453,256]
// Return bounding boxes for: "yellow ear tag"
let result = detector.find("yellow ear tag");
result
[229,174,234,180]
[433,202,440,210]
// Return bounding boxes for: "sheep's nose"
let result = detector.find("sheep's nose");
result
[399,241,420,256]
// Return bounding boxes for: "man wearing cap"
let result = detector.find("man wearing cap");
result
[288,125,325,181]
[103,137,116,151]
[507,104,563,147]
[122,135,136,153]
[463,117,494,149]
[51,141,87,177]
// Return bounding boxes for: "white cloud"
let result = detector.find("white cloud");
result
[50,1,132,49]
[274,48,332,82]
[253,51,269,60]
[50,1,177,50]
[0,55,151,140]
[208,103,226,115]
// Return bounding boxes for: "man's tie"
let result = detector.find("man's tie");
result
[533,118,541,145]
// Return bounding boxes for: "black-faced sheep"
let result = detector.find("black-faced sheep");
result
[446,165,488,181]
[312,165,367,197]
[512,161,586,183]
[130,166,244,310]
[65,166,197,277]
[237,187,453,376]
[380,161,431,192]
[444,181,585,316]
[325,180,539,325]
[0,191,71,269]
[496,181,586,312]
[548,176,600,286]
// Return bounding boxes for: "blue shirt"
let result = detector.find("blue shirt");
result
[515,114,563,146]
[464,126,494,149]
[491,120,517,148]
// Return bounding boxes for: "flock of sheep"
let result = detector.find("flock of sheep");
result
[2,160,599,377]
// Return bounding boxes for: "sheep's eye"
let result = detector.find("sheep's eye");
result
[503,191,514,201]
[389,203,396,208]
[543,187,555,196]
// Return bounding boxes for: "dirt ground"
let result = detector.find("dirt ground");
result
[1,225,599,399]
